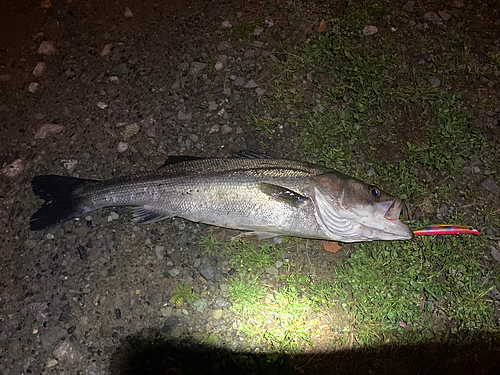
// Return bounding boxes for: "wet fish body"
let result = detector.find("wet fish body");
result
[30,155,413,242]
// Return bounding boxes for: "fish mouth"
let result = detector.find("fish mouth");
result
[382,199,404,221]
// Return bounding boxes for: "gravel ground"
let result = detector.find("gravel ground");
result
[0,0,332,374]
[2,0,500,374]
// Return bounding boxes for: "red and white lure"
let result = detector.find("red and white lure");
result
[413,224,480,236]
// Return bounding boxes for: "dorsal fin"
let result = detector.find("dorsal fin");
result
[232,150,274,159]
[160,155,205,168]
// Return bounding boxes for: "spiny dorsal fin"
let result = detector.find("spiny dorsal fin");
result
[258,182,308,208]
[232,150,274,159]
[160,155,205,168]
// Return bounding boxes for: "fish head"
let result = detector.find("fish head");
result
[311,172,413,242]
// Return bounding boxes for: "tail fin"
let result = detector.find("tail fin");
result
[30,175,93,231]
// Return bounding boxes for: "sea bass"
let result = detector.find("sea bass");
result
[29,153,413,242]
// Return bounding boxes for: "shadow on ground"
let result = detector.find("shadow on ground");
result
[109,329,500,375]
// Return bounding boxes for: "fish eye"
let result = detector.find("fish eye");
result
[369,186,381,198]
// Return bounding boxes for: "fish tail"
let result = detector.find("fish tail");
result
[30,175,95,231]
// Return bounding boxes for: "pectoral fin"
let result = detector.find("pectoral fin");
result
[258,182,308,208]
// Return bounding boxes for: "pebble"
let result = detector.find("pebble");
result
[178,110,192,121]
[274,260,283,269]
[212,309,223,320]
[59,303,72,322]
[217,54,228,67]
[221,125,232,135]
[403,1,414,12]
[234,76,245,86]
[194,258,201,267]
[117,142,128,153]
[28,82,38,93]
[221,20,232,29]
[208,101,218,111]
[46,233,55,240]
[253,27,263,36]
[63,159,78,171]
[46,359,58,368]
[363,25,378,36]
[215,61,224,71]
[33,62,46,77]
[1,159,23,178]
[53,341,78,363]
[235,126,243,135]
[169,268,180,277]
[190,62,206,76]
[97,102,108,109]
[0,74,12,82]
[265,16,274,27]
[100,43,112,56]
[429,76,441,87]
[438,10,451,21]
[322,260,328,269]
[244,79,258,89]
[265,266,279,276]
[161,306,173,317]
[38,41,56,55]
[41,327,67,349]
[35,123,64,139]
[124,7,133,18]
[192,298,208,313]
[199,263,215,280]
[481,177,500,196]
[255,88,266,97]
[217,41,232,52]
[423,11,442,25]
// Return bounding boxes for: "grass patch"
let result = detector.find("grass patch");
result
[170,283,198,307]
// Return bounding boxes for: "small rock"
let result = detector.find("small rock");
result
[100,43,112,56]
[97,102,108,109]
[124,7,133,18]
[177,110,192,121]
[108,211,119,221]
[235,126,243,135]
[62,159,78,171]
[33,62,46,77]
[78,246,88,261]
[221,125,232,135]
[208,101,218,111]
[171,79,181,90]
[35,124,64,139]
[215,61,223,71]
[223,87,231,96]
[41,327,66,349]
[192,298,209,313]
[322,260,328,269]
[244,79,258,89]
[221,20,232,29]
[162,315,180,332]
[190,62,206,76]
[47,233,55,240]
[403,1,415,12]
[212,309,223,320]
[481,178,500,196]
[265,266,279,276]
[161,306,173,317]
[199,263,215,280]
[169,268,180,277]
[28,82,38,93]
[38,41,56,55]
[423,11,442,25]
[363,25,378,36]
[123,123,140,140]
[491,247,500,262]
[109,76,119,83]
[117,142,128,153]
[1,159,23,178]
[59,303,72,322]
[47,359,58,368]
[234,76,245,86]
[254,41,264,48]
[29,302,49,322]
[217,55,228,67]
[253,27,263,36]
[453,0,464,7]
[244,49,255,58]
[217,41,232,52]
[429,76,441,87]
[438,10,451,21]
[209,124,220,134]
[53,341,78,363]
[0,74,11,82]
[255,88,266,97]
[264,16,274,27]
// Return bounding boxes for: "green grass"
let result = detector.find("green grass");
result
[170,283,198,307]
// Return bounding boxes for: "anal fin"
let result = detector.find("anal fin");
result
[133,207,172,224]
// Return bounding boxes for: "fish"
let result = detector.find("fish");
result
[29,152,414,243]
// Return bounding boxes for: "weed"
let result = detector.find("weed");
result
[200,333,218,346]
[222,240,283,272]
[227,274,266,315]
[199,234,223,256]
[170,283,198,307]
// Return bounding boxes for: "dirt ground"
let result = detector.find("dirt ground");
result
[1,0,500,374]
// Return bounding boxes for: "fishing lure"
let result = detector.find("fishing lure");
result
[413,224,480,236]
